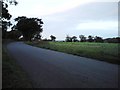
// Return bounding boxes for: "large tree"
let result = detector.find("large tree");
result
[1,0,18,38]
[14,16,43,41]
[7,30,22,40]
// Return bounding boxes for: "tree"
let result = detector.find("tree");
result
[116,37,120,43]
[65,35,72,42]
[72,36,78,42]
[7,30,22,40]
[2,21,12,38]
[87,35,94,42]
[79,35,86,42]
[94,36,104,43]
[50,35,56,41]
[1,0,18,38]
[34,33,42,41]
[104,37,120,43]
[14,16,44,41]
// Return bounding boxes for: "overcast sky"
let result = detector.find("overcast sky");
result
[8,0,119,40]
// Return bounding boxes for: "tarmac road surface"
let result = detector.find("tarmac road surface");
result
[7,42,118,88]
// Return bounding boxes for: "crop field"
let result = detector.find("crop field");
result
[26,41,120,64]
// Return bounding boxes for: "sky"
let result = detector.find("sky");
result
[8,0,119,40]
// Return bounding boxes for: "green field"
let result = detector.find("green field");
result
[26,41,120,64]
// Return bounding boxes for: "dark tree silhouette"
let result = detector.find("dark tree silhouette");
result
[104,37,120,43]
[50,35,56,41]
[1,0,18,38]
[72,36,78,42]
[65,35,72,42]
[79,35,86,42]
[14,16,44,41]
[116,37,120,43]
[7,30,22,40]
[34,33,42,41]
[87,35,94,42]
[94,36,104,43]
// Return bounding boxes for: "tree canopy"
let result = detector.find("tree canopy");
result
[79,35,86,42]
[1,0,18,38]
[88,35,94,42]
[14,16,44,41]
[50,35,56,41]
[72,36,78,42]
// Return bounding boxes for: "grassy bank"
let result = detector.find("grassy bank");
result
[2,39,33,88]
[26,41,120,65]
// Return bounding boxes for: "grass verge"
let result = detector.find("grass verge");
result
[25,41,120,65]
[2,39,33,88]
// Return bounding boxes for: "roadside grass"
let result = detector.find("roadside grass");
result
[2,39,33,88]
[26,41,120,65]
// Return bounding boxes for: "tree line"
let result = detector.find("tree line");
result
[65,35,120,43]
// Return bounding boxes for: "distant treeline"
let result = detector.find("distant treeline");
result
[104,37,120,43]
[64,35,120,43]
[4,30,120,43]
[42,35,120,43]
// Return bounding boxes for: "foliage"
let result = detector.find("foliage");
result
[72,36,78,42]
[94,36,104,43]
[79,35,86,42]
[87,35,94,42]
[42,38,52,41]
[104,37,120,43]
[65,35,78,42]
[65,35,72,42]
[50,35,56,41]
[14,16,44,41]
[1,0,18,38]
[7,30,22,40]
[34,34,42,41]
[2,21,12,38]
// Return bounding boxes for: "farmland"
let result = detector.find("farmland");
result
[26,41,120,64]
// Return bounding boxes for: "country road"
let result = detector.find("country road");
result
[7,42,118,88]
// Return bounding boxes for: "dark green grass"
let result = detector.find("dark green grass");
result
[2,40,33,88]
[26,41,120,65]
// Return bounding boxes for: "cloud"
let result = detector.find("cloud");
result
[41,2,118,40]
[95,0,119,2]
[8,0,96,17]
[8,1,118,40]
[76,21,118,30]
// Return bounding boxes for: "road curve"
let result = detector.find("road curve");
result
[7,42,118,88]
